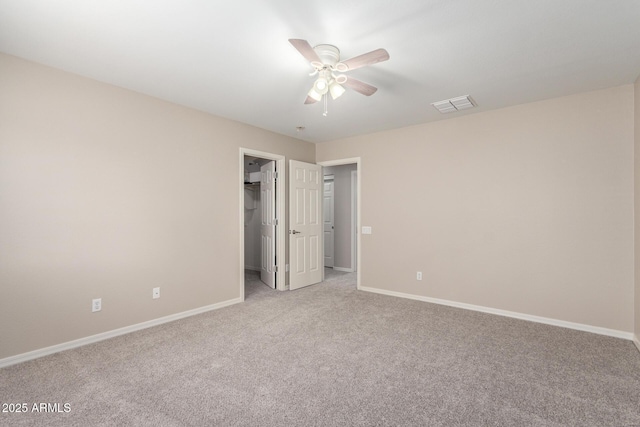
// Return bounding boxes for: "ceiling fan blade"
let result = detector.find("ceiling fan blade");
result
[343,77,378,96]
[289,39,322,65]
[339,48,389,71]
[304,95,318,104]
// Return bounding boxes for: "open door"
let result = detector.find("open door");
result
[289,160,323,290]
[260,161,276,288]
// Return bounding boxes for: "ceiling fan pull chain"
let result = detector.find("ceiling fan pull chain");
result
[323,94,328,116]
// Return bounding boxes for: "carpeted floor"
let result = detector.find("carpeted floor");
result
[1,268,639,426]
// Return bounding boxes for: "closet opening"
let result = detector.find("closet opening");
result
[239,148,286,301]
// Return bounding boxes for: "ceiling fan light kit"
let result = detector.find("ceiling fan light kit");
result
[289,39,389,116]
[307,88,322,102]
[329,80,346,99]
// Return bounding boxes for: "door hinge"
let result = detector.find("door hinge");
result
[274,171,278,181]
[275,219,278,225]
[275,266,278,272]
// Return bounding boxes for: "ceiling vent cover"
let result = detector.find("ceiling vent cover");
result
[432,95,475,113]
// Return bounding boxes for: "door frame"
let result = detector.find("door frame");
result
[317,157,361,289]
[351,169,357,273]
[239,148,286,300]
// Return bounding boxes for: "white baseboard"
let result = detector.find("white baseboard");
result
[332,267,354,273]
[360,286,633,341]
[0,297,242,369]
[634,334,640,354]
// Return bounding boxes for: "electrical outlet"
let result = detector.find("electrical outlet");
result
[92,298,102,312]
[417,272,422,280]
[152,287,160,299]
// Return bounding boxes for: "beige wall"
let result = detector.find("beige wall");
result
[0,53,314,359]
[317,85,635,332]
[635,74,640,347]
[1,51,637,361]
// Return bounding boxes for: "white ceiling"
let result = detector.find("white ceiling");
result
[1,0,639,143]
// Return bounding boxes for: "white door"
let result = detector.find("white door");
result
[260,161,276,288]
[289,160,323,290]
[323,176,335,268]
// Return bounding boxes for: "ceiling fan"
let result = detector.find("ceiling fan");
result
[288,39,389,115]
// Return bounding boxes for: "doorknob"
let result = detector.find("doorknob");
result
[289,230,301,234]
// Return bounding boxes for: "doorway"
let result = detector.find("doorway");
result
[243,156,276,288]
[239,148,286,301]
[288,159,360,290]
[322,164,356,273]
[318,158,361,289]
[239,153,361,297]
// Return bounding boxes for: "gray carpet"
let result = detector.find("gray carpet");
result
[1,268,639,426]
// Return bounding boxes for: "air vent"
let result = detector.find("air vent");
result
[432,95,476,113]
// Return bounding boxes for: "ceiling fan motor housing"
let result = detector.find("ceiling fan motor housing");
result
[312,44,340,68]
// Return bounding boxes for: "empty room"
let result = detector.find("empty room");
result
[1,1,640,426]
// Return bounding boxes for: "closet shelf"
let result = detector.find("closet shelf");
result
[244,183,259,210]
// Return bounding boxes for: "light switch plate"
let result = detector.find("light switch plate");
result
[362,226,372,235]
